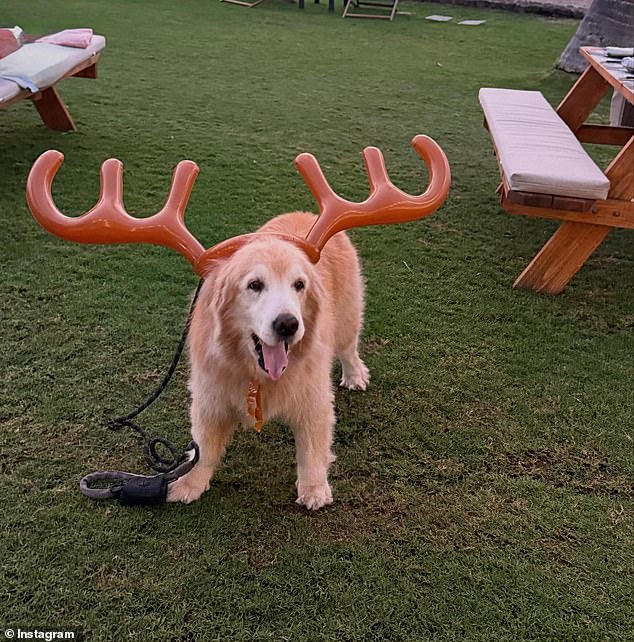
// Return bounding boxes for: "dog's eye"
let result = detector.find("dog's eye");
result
[293,279,305,292]
[247,279,264,293]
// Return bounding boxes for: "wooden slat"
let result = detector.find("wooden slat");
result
[502,193,634,229]
[551,195,597,212]
[576,124,634,146]
[507,191,553,208]
[506,188,596,213]
[344,13,392,18]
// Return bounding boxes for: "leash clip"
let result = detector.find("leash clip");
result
[79,441,199,506]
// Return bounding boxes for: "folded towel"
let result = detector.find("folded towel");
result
[36,28,93,49]
[0,73,37,92]
[0,28,21,59]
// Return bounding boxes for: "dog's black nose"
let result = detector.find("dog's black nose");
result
[273,313,299,339]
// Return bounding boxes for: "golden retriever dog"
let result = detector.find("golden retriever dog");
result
[167,211,369,509]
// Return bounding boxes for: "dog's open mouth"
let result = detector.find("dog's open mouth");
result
[252,334,289,381]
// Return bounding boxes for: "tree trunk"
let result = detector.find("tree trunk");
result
[557,0,634,73]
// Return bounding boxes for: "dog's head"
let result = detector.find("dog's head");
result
[207,238,322,382]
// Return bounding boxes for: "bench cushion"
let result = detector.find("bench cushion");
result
[0,35,105,104]
[479,88,610,200]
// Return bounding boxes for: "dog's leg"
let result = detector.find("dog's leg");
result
[291,401,337,510]
[338,342,370,391]
[167,410,235,504]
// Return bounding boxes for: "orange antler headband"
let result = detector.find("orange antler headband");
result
[26,135,450,275]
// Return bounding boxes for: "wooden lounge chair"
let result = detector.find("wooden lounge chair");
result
[343,0,399,21]
[220,0,265,7]
[0,35,105,131]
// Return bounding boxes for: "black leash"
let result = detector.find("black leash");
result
[80,279,204,505]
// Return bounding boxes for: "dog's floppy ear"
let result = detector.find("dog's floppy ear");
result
[192,264,233,331]
[209,261,250,362]
[209,266,230,312]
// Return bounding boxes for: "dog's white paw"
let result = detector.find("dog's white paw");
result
[340,360,370,391]
[167,469,210,504]
[296,482,333,510]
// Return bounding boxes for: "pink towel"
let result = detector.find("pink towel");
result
[0,30,21,59]
[36,28,93,49]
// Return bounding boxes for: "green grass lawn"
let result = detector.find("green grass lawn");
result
[1,1,632,640]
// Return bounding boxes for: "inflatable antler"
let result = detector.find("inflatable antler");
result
[298,134,451,251]
[26,150,204,267]
[26,136,450,276]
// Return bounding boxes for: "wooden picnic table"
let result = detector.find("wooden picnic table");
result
[511,46,633,294]
[481,46,634,294]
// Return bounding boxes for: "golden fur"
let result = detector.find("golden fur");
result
[168,212,369,509]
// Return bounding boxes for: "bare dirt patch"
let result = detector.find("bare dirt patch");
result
[494,446,633,496]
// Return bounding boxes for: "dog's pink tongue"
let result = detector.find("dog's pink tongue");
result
[262,342,288,381]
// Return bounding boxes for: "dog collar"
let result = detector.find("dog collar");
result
[246,381,263,432]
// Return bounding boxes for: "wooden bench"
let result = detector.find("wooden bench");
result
[0,35,105,131]
[479,87,633,294]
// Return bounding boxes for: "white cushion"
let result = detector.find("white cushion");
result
[0,35,105,102]
[479,88,610,200]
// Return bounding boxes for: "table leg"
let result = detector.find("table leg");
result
[557,66,610,133]
[31,86,76,132]
[514,221,611,295]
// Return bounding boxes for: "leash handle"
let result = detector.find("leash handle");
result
[79,441,199,505]
[79,471,167,505]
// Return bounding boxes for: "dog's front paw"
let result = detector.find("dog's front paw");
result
[167,468,211,504]
[296,482,333,510]
[340,360,370,391]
